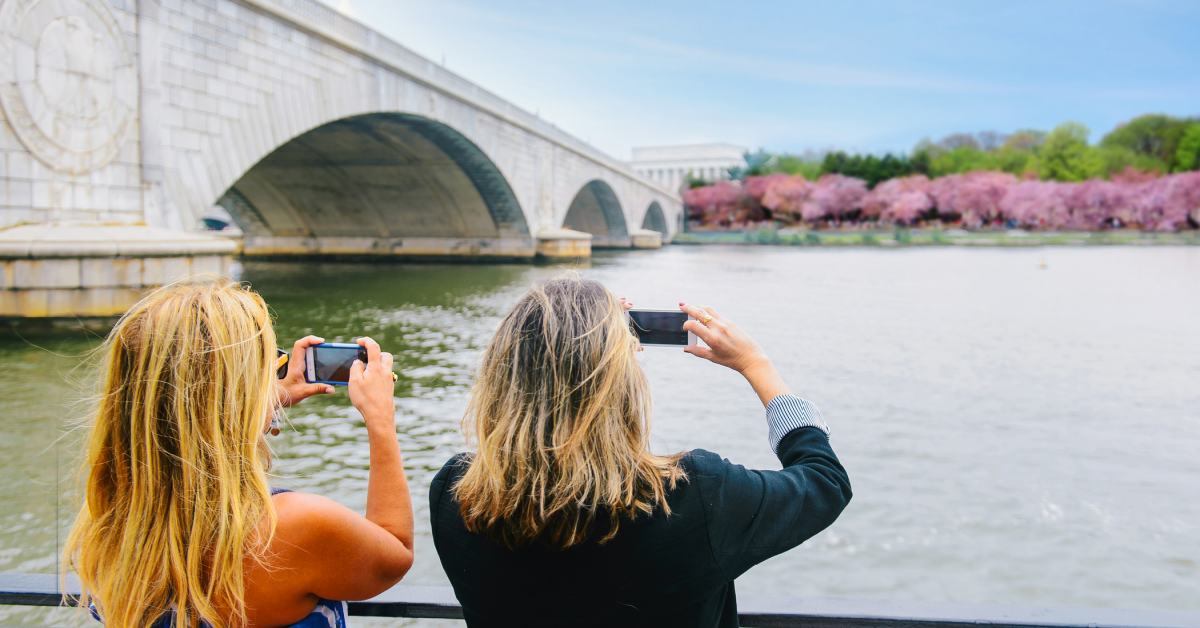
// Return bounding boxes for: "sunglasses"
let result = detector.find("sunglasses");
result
[275,348,290,379]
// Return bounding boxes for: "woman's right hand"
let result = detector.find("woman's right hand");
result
[348,336,396,431]
[679,303,769,374]
[680,303,791,407]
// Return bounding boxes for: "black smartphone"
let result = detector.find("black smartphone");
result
[304,343,368,385]
[626,310,698,347]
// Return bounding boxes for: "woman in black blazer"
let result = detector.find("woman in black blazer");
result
[430,275,851,627]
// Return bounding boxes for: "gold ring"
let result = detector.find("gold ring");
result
[702,314,714,324]
[391,372,399,382]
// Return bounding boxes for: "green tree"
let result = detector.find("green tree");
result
[929,146,990,176]
[1100,114,1193,170]
[1003,129,1046,151]
[731,149,774,180]
[820,151,916,188]
[988,145,1038,176]
[909,147,931,175]
[1174,124,1200,172]
[1039,122,1092,181]
[774,154,822,179]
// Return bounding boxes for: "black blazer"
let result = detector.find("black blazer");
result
[429,426,852,628]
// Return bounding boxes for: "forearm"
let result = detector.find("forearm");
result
[365,426,414,549]
[740,359,791,407]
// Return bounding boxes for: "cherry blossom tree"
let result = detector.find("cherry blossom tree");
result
[861,175,933,224]
[683,168,1199,231]
[683,181,745,226]
[756,174,809,221]
[1139,171,1200,230]
[808,174,868,222]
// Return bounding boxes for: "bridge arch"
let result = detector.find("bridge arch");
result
[641,202,668,235]
[562,180,631,248]
[219,113,531,257]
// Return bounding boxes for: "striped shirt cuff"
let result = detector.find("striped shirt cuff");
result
[765,394,829,453]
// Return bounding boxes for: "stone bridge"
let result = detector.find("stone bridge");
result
[0,0,682,263]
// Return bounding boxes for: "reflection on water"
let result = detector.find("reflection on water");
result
[2,246,1199,626]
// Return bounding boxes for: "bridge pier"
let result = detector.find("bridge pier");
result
[535,229,592,260]
[0,224,236,332]
[630,229,663,249]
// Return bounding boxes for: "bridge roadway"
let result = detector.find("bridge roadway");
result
[0,0,681,259]
[4,572,1199,628]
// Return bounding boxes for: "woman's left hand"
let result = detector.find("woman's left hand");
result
[277,335,336,408]
[619,298,644,351]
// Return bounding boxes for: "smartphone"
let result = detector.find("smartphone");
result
[626,310,698,347]
[305,343,368,385]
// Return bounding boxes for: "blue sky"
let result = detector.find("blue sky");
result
[323,0,1199,160]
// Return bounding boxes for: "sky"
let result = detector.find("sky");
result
[320,0,1199,161]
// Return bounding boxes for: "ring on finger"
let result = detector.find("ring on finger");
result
[391,372,398,382]
[701,314,714,324]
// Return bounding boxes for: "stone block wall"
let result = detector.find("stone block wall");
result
[0,0,144,230]
[0,254,228,317]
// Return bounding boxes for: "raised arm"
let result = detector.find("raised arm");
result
[679,303,852,580]
[680,303,789,408]
[267,337,414,602]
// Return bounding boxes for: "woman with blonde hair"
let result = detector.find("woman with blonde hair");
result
[65,277,414,628]
[430,274,852,627]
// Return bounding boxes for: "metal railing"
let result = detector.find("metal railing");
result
[3,572,1199,628]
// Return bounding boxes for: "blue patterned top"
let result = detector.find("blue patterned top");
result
[93,595,347,628]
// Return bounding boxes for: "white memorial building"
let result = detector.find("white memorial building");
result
[629,144,747,191]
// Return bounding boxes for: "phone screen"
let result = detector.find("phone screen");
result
[309,344,367,384]
[628,310,690,345]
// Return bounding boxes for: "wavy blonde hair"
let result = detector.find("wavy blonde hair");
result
[64,277,279,628]
[455,274,686,550]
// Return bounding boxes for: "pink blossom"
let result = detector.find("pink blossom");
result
[744,174,791,200]
[1139,171,1200,231]
[806,174,867,221]
[861,175,933,224]
[757,175,809,217]
[931,171,1017,226]
[683,180,746,226]
[1000,180,1070,228]
[683,168,1199,232]
[1067,180,1131,230]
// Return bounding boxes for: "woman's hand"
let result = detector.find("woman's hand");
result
[679,303,770,373]
[679,303,790,407]
[277,335,336,408]
[619,297,644,351]
[348,336,397,431]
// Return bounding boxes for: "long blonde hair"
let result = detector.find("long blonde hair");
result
[455,274,686,550]
[64,277,279,628]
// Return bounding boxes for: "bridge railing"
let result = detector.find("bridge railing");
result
[3,572,1198,628]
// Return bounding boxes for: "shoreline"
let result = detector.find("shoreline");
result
[671,229,1200,247]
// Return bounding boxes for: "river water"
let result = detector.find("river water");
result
[2,245,1199,626]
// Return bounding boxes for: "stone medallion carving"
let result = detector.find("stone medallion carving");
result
[0,0,136,174]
